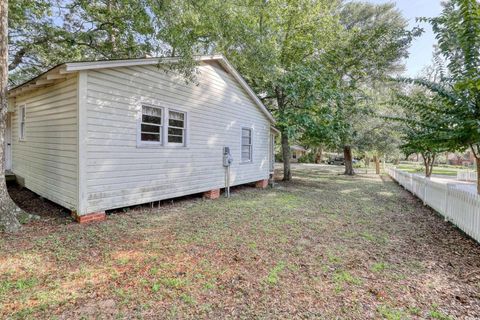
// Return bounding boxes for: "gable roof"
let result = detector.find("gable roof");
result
[9,55,275,123]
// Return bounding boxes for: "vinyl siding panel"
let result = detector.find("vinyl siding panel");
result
[85,62,271,213]
[11,76,78,210]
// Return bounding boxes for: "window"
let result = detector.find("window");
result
[138,105,187,147]
[241,128,252,162]
[19,105,26,140]
[168,110,186,145]
[140,105,162,143]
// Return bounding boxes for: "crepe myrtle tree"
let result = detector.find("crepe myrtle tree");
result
[390,88,455,178]
[399,0,480,192]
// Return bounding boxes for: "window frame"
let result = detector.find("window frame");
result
[19,104,26,141]
[138,104,164,147]
[137,103,188,148]
[166,109,187,147]
[241,127,253,163]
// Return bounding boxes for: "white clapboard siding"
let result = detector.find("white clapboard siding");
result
[388,168,480,244]
[11,76,78,210]
[84,61,271,213]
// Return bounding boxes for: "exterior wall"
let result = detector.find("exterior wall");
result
[82,62,272,213]
[290,150,306,163]
[11,75,79,210]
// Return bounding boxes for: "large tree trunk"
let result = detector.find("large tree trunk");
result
[373,154,380,175]
[0,0,21,232]
[281,130,292,181]
[343,145,354,175]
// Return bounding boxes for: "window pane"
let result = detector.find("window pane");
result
[141,124,160,133]
[242,153,251,161]
[242,136,251,145]
[168,135,183,143]
[141,133,160,141]
[169,111,184,121]
[169,119,184,128]
[168,127,183,136]
[242,128,251,138]
[142,114,161,125]
[143,106,162,117]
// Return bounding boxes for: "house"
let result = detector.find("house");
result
[290,145,307,162]
[7,55,278,223]
[447,151,476,166]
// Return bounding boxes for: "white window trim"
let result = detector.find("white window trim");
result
[136,103,188,148]
[18,104,26,141]
[166,109,187,147]
[241,127,253,163]
[137,104,164,147]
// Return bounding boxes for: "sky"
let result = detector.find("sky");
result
[365,0,444,77]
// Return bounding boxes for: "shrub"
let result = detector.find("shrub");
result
[353,159,365,168]
[298,153,315,163]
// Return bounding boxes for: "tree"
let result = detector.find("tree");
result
[390,88,454,177]
[0,0,21,232]
[8,0,158,86]
[354,86,403,174]
[399,0,480,191]
[154,0,342,181]
[318,2,419,175]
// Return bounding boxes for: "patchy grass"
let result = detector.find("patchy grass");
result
[1,164,479,319]
[395,163,462,176]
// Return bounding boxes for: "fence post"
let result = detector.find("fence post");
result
[423,178,427,205]
[444,184,449,222]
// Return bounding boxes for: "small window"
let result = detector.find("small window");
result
[19,105,26,140]
[168,110,186,145]
[141,105,162,143]
[241,128,252,162]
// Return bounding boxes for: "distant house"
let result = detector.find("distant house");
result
[290,145,307,162]
[7,55,278,223]
[447,151,476,166]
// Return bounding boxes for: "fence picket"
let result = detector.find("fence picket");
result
[389,168,480,244]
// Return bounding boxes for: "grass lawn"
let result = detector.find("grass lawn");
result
[1,164,480,319]
[395,164,461,176]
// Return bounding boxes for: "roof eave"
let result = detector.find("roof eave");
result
[9,55,276,124]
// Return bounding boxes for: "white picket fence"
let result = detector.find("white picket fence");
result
[457,171,477,182]
[388,168,480,244]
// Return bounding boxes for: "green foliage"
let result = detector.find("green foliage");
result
[377,305,408,320]
[265,262,285,285]
[297,153,315,163]
[8,0,157,85]
[6,0,420,180]
[395,0,480,179]
[301,2,418,162]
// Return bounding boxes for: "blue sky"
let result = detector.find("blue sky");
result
[365,0,444,76]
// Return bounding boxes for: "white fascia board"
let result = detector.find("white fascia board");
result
[64,55,226,72]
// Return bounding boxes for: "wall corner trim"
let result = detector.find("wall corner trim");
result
[77,71,88,215]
